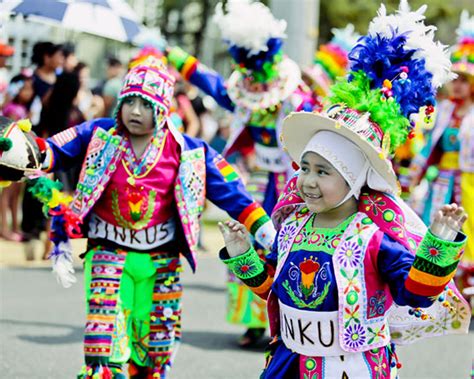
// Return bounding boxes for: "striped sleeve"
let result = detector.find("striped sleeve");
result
[221,246,275,300]
[167,46,198,80]
[405,230,466,297]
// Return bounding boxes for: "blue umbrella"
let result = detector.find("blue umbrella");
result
[2,0,142,43]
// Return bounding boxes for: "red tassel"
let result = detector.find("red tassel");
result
[35,137,47,152]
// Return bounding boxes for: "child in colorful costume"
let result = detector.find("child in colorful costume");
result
[409,10,473,292]
[302,24,360,105]
[218,2,471,378]
[1,56,276,378]
[166,0,315,346]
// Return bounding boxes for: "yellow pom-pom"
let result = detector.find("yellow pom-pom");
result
[383,79,392,89]
[17,119,32,133]
[0,181,12,188]
[47,188,72,208]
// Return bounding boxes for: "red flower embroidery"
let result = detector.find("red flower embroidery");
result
[299,259,320,274]
[429,248,439,257]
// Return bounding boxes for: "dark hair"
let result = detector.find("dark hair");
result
[73,61,88,75]
[62,42,75,58]
[38,72,80,136]
[9,73,33,103]
[31,42,63,66]
[107,57,122,67]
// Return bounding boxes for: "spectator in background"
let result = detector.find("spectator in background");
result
[102,57,124,116]
[0,40,14,108]
[31,41,64,103]
[0,72,34,242]
[62,42,78,73]
[38,71,84,193]
[74,62,105,120]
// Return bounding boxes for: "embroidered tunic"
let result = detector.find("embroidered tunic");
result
[221,208,467,379]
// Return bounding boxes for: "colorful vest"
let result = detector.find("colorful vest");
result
[68,124,206,270]
[274,208,392,352]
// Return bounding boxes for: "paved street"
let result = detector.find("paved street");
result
[0,224,472,378]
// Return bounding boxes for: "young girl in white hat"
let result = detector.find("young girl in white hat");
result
[219,2,470,378]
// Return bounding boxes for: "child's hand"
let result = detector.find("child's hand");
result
[430,203,468,241]
[218,220,252,258]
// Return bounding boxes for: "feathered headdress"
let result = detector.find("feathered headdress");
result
[213,0,287,82]
[451,10,474,77]
[282,0,454,194]
[213,0,301,110]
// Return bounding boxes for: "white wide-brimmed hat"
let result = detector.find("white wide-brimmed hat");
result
[281,106,399,194]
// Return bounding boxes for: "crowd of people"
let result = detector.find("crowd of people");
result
[0,0,472,378]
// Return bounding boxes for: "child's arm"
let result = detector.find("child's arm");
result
[378,204,467,307]
[43,118,114,172]
[167,46,235,112]
[203,140,275,251]
[219,220,277,300]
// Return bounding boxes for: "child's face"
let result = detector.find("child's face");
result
[121,96,155,136]
[18,79,34,104]
[297,152,351,213]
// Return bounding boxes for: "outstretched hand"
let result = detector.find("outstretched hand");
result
[430,203,468,241]
[218,220,252,258]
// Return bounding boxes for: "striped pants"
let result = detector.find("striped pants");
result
[80,247,182,379]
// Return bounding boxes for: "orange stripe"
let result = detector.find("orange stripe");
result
[153,292,182,301]
[251,275,273,296]
[243,208,266,230]
[238,202,260,224]
[181,56,198,80]
[408,267,455,287]
[87,314,114,322]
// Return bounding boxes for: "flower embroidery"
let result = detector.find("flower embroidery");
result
[343,323,366,349]
[278,224,298,253]
[233,254,261,279]
[338,240,362,268]
[418,239,446,265]
[299,258,320,298]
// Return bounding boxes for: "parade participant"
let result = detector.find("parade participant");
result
[409,10,473,293]
[302,24,360,106]
[166,0,316,347]
[218,2,471,377]
[0,56,275,379]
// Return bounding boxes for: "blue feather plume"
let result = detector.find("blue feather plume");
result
[349,30,436,118]
[227,37,283,72]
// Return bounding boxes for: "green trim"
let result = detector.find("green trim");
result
[329,71,410,152]
[416,229,466,268]
[412,255,459,277]
[167,46,191,72]
[241,270,270,288]
[290,213,356,255]
[222,246,265,280]
[249,214,271,236]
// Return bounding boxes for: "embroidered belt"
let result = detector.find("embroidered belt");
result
[255,144,287,173]
[279,301,346,357]
[88,213,176,250]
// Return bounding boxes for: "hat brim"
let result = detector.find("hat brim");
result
[226,57,301,111]
[281,111,398,192]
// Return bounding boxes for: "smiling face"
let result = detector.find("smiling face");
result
[296,152,351,214]
[120,96,155,136]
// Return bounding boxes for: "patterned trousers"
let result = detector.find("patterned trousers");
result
[80,246,182,379]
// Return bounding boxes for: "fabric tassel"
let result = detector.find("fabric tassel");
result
[49,241,76,288]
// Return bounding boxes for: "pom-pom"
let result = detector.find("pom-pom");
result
[0,137,12,151]
[35,137,47,152]
[17,119,32,132]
